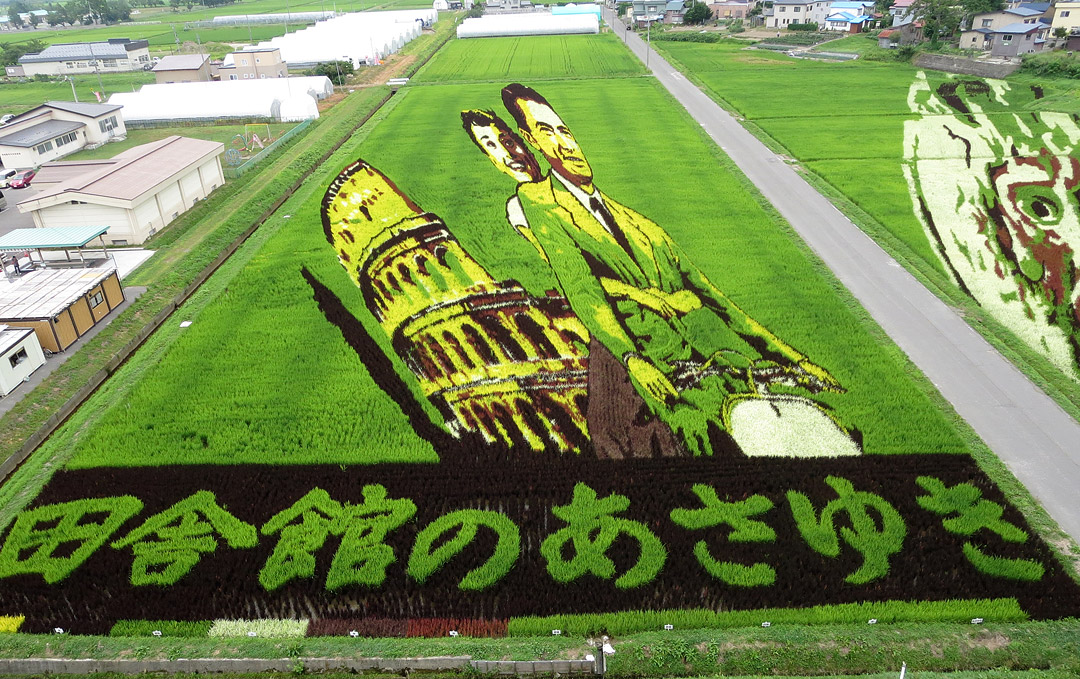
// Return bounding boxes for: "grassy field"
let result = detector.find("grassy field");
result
[412,33,647,83]
[63,122,299,160]
[0,71,154,117]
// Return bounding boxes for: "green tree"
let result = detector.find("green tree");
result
[310,59,354,85]
[8,0,29,27]
[466,1,484,17]
[684,1,712,24]
[911,0,962,47]
[1053,26,1068,39]
[1,39,45,66]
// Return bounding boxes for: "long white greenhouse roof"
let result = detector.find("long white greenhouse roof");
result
[457,13,600,38]
[253,9,436,65]
[107,77,330,122]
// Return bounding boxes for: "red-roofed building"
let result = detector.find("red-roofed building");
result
[16,136,224,245]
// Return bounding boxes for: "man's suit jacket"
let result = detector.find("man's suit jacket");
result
[514,175,810,379]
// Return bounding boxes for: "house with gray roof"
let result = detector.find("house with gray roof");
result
[962,20,1049,55]
[152,54,212,84]
[18,39,150,77]
[0,102,125,171]
[961,6,1050,53]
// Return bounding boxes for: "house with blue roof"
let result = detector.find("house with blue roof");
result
[822,1,874,31]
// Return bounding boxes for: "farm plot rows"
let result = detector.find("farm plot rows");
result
[0,36,1077,637]
[655,40,1080,394]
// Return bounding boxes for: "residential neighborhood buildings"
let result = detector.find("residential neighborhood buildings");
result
[17,39,151,76]
[0,102,125,171]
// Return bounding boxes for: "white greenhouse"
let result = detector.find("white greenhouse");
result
[108,77,333,123]
[251,9,437,67]
[457,13,599,38]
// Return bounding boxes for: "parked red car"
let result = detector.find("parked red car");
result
[8,169,36,189]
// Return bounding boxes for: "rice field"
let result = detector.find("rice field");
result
[412,34,647,83]
[1,31,1075,638]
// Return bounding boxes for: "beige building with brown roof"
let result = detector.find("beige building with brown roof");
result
[16,136,225,245]
[218,46,287,80]
[152,54,212,84]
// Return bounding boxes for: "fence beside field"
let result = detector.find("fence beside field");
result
[224,118,313,179]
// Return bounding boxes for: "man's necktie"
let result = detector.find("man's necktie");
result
[590,195,635,259]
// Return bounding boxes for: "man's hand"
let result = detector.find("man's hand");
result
[600,278,701,319]
[626,355,679,405]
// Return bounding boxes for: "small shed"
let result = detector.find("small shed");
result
[0,267,124,353]
[0,325,45,396]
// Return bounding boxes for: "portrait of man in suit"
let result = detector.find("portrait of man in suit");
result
[491,83,861,458]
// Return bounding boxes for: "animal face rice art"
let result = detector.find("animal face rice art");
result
[903,71,1080,377]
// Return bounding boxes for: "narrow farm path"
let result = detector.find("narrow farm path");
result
[602,8,1080,544]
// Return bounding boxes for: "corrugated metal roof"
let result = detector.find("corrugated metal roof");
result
[44,101,123,117]
[1006,6,1043,16]
[32,160,118,186]
[0,120,83,148]
[18,41,146,64]
[0,226,110,250]
[996,21,1042,32]
[152,54,209,71]
[23,136,223,204]
[0,267,116,320]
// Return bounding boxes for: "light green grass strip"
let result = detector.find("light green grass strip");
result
[507,598,1026,636]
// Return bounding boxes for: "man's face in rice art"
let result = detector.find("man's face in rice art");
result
[903,72,1080,377]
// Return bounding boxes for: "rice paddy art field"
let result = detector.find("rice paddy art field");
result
[0,34,1078,640]
[654,40,1080,410]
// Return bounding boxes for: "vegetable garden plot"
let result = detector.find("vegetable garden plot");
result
[0,76,1077,634]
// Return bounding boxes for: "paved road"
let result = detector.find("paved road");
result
[605,10,1080,543]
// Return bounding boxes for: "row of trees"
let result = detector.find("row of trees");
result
[3,0,238,28]
[4,0,132,27]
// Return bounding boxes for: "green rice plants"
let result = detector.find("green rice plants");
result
[787,476,906,585]
[108,620,212,637]
[0,497,142,584]
[111,491,257,586]
[670,486,776,587]
[541,483,666,589]
[412,34,646,83]
[407,509,520,591]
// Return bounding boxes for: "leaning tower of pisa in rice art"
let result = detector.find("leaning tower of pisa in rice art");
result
[322,159,592,453]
